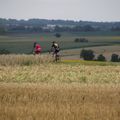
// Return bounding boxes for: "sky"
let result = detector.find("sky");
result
[0,0,120,22]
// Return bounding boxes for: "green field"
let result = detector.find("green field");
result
[0,31,120,54]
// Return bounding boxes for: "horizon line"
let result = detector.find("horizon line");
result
[0,17,120,23]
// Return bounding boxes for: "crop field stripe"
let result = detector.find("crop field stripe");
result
[61,60,120,66]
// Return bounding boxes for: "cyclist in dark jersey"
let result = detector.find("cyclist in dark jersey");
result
[50,41,60,56]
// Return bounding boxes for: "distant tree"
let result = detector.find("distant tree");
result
[54,33,61,38]
[10,26,26,32]
[74,38,79,42]
[73,25,95,32]
[111,54,119,62]
[0,49,10,54]
[83,25,95,31]
[80,49,95,60]
[111,26,120,31]
[119,57,120,62]
[97,54,106,61]
[54,26,62,32]
[74,38,88,42]
[72,26,83,32]
[0,27,6,34]
[32,27,43,32]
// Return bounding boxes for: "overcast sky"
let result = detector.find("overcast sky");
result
[0,0,120,22]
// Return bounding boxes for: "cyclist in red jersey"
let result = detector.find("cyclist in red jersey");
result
[33,42,42,55]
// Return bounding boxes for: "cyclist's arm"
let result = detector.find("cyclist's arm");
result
[50,44,55,52]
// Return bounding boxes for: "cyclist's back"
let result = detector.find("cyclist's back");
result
[33,42,42,55]
[51,41,60,54]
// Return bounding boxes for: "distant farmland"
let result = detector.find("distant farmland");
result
[0,31,120,120]
[0,31,120,54]
[61,45,120,61]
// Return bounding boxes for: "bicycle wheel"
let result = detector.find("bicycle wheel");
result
[55,54,61,62]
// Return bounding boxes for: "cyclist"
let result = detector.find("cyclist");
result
[50,41,60,61]
[33,42,42,55]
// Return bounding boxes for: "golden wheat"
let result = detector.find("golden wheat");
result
[0,63,120,83]
[0,54,53,66]
[0,55,120,120]
[0,83,120,120]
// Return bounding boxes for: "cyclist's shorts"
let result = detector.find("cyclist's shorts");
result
[35,50,41,54]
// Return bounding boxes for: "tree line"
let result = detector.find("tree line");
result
[0,18,120,34]
[80,49,120,62]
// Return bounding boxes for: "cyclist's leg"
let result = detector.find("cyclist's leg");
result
[55,52,60,62]
[55,53,57,62]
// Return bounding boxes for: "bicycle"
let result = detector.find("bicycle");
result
[49,51,61,62]
[55,53,61,62]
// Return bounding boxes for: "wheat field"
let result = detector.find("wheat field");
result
[0,84,120,120]
[0,55,120,120]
